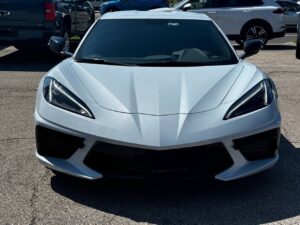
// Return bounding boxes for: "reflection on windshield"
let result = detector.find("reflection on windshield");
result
[75,19,238,67]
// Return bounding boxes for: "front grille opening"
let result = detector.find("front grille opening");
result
[233,128,280,161]
[84,142,234,178]
[35,126,85,159]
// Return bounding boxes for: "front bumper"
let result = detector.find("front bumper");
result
[35,99,281,181]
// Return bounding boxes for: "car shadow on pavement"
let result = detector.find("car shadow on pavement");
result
[50,135,300,225]
[0,48,63,72]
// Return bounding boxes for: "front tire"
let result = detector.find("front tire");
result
[61,23,71,52]
[296,37,300,59]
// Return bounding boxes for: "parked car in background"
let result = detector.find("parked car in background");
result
[156,0,286,45]
[276,0,300,28]
[89,0,111,10]
[89,0,102,10]
[100,0,169,14]
[0,0,95,51]
[296,13,300,58]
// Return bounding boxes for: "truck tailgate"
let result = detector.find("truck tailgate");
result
[0,0,45,29]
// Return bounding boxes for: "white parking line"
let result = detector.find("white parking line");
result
[286,34,297,37]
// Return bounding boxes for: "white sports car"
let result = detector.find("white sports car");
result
[35,11,281,181]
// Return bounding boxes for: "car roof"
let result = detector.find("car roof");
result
[101,10,211,21]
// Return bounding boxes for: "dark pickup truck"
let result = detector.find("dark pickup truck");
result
[0,0,95,50]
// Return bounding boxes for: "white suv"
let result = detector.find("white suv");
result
[166,0,286,45]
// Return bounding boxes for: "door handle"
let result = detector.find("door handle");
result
[0,10,10,16]
[243,10,251,13]
[208,11,216,14]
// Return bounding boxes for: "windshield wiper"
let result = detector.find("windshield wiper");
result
[136,61,205,67]
[75,58,133,66]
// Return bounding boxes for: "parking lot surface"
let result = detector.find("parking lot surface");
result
[0,42,300,225]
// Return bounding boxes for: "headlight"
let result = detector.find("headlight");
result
[43,77,95,119]
[224,79,277,120]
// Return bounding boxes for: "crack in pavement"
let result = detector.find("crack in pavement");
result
[0,137,34,142]
[29,183,38,225]
[267,71,300,75]
[29,169,49,225]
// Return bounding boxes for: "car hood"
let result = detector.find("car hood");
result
[70,61,244,116]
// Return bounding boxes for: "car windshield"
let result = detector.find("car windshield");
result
[75,19,239,66]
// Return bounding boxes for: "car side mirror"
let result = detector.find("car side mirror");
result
[240,39,263,59]
[48,36,73,57]
[182,3,192,11]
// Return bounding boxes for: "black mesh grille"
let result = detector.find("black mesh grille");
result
[84,142,233,178]
[233,128,280,161]
[36,126,85,159]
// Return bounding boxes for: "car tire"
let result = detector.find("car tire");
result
[89,13,95,26]
[241,23,270,46]
[296,37,300,59]
[61,23,71,52]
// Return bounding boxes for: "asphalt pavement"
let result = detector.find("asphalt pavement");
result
[0,38,300,225]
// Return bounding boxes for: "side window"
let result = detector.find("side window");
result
[214,0,263,8]
[189,0,212,9]
[241,0,264,7]
[213,0,239,8]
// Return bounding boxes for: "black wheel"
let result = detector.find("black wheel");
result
[89,13,95,26]
[241,24,270,46]
[61,23,71,52]
[296,37,300,59]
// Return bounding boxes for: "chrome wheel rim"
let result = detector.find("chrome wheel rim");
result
[246,26,268,44]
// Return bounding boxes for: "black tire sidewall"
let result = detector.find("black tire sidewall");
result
[61,23,71,52]
[296,37,300,59]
